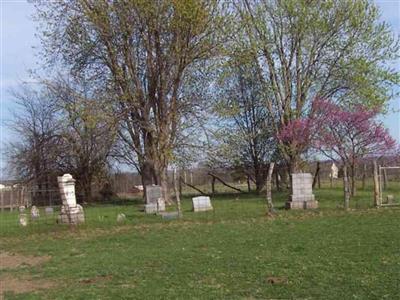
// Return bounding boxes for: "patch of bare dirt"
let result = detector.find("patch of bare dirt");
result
[0,252,51,270]
[0,274,56,298]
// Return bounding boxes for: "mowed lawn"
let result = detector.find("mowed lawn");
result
[1,184,399,299]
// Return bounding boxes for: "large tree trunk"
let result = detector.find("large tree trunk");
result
[246,175,251,192]
[141,161,154,202]
[266,162,275,215]
[159,167,171,205]
[343,165,350,210]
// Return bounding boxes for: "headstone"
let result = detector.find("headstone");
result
[286,173,318,209]
[45,207,54,215]
[192,196,213,212]
[144,203,158,214]
[330,163,338,179]
[117,213,126,223]
[157,198,166,212]
[145,185,162,204]
[387,195,394,204]
[160,211,179,220]
[19,214,28,226]
[58,174,85,224]
[19,206,25,213]
[31,206,40,219]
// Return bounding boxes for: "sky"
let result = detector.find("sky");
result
[0,0,399,179]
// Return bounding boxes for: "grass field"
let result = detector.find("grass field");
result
[1,184,399,299]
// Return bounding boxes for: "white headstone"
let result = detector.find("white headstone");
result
[57,174,85,224]
[19,206,25,213]
[58,174,77,207]
[144,203,158,214]
[146,185,162,204]
[192,196,213,212]
[117,213,126,223]
[19,214,28,226]
[45,207,54,215]
[31,206,40,219]
[330,163,338,179]
[157,198,166,212]
[287,173,318,209]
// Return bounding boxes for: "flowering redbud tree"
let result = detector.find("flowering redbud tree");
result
[278,99,396,210]
[313,100,396,209]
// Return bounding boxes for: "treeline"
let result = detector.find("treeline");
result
[5,0,399,207]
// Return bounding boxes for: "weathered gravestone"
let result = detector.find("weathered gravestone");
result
[19,213,28,226]
[117,213,126,223]
[286,173,318,209]
[19,206,25,213]
[192,196,213,212]
[45,207,54,215]
[144,185,165,214]
[160,211,179,220]
[58,174,85,224]
[31,206,40,219]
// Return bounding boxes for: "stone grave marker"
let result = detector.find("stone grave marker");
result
[286,173,318,209]
[31,206,40,219]
[144,203,158,214]
[192,196,213,212]
[117,213,126,223]
[58,174,85,224]
[19,206,25,213]
[160,211,179,220]
[45,207,54,215]
[145,185,165,214]
[19,214,28,226]
[145,185,162,204]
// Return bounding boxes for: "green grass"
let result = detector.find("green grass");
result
[1,184,399,299]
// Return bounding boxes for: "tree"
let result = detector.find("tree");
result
[236,0,399,173]
[45,77,117,202]
[214,60,277,193]
[5,85,64,203]
[34,0,225,201]
[312,99,396,209]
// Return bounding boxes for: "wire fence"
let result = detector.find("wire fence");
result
[1,161,399,235]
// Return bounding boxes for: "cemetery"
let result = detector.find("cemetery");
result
[1,0,400,299]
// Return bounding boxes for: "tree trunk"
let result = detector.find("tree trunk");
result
[142,161,155,202]
[312,162,320,189]
[246,175,251,192]
[351,163,357,196]
[362,163,367,190]
[373,160,380,207]
[266,162,275,215]
[160,167,171,205]
[211,176,216,195]
[343,165,350,210]
[173,169,182,218]
[178,172,183,196]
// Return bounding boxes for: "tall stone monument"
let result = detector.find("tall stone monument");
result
[144,185,165,214]
[58,174,85,224]
[286,173,318,209]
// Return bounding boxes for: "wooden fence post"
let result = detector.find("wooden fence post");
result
[373,160,380,207]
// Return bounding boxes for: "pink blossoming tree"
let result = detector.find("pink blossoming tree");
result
[278,99,396,210]
[313,100,396,209]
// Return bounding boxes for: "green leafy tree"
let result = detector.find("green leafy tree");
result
[236,0,399,173]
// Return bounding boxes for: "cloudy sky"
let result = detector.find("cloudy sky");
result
[0,0,399,178]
